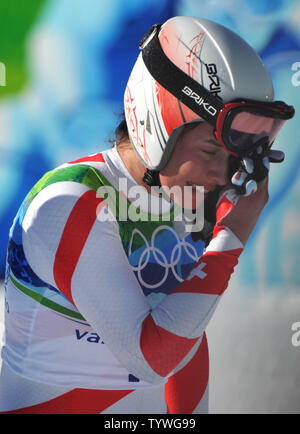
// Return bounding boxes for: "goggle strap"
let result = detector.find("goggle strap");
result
[140,24,224,125]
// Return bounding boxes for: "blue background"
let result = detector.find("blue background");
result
[0,0,299,292]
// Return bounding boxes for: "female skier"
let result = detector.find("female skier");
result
[0,16,294,413]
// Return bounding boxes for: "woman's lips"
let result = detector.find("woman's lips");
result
[187,181,212,194]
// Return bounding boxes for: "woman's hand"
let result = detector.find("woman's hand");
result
[217,176,269,246]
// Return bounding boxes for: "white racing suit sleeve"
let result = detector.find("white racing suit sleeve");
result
[23,182,243,384]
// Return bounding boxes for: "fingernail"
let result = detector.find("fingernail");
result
[243,157,254,174]
[244,179,257,196]
[263,157,270,170]
[232,170,247,186]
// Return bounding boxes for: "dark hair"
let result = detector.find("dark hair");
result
[114,112,129,145]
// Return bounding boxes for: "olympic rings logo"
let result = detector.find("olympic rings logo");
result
[128,225,202,289]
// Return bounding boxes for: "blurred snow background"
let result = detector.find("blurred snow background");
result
[206,275,300,414]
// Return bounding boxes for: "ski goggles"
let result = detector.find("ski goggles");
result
[213,99,294,157]
[140,24,295,157]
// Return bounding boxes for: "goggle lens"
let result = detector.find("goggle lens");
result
[226,111,287,154]
[215,101,295,156]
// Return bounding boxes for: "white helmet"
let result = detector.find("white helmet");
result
[124,16,274,171]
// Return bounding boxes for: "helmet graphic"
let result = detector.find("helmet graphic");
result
[124,16,275,171]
